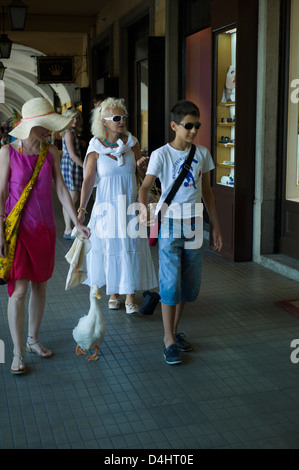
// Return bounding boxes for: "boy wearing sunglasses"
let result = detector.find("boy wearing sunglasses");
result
[139,100,222,365]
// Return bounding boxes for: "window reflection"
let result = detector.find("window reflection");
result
[138,59,148,155]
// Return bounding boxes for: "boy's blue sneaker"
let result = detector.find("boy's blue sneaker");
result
[163,344,182,365]
[174,333,192,351]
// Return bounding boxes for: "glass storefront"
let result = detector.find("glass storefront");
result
[279,0,299,260]
[286,0,299,201]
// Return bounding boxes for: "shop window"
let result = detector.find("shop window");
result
[96,41,110,78]
[127,15,149,135]
[211,0,257,262]
[286,0,299,201]
[135,36,165,155]
[215,28,236,187]
[137,59,149,154]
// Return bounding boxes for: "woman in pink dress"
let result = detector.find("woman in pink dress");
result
[0,98,90,375]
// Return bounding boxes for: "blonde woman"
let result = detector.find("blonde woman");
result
[78,97,157,313]
[60,107,84,238]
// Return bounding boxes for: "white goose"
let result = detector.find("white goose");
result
[72,284,106,361]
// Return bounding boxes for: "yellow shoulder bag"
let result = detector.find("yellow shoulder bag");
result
[0,142,49,285]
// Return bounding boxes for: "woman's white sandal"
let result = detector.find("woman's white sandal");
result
[108,299,120,310]
[26,336,54,358]
[10,354,26,375]
[125,303,140,314]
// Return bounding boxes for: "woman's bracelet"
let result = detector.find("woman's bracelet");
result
[77,207,88,214]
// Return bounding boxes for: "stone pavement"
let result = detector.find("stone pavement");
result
[0,194,299,449]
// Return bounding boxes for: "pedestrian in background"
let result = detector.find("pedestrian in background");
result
[60,107,84,239]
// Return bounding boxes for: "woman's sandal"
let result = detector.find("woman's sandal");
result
[125,303,140,314]
[26,336,54,358]
[108,299,120,310]
[10,354,26,375]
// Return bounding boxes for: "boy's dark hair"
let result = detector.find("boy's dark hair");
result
[170,100,200,123]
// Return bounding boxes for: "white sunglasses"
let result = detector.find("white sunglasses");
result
[104,115,127,123]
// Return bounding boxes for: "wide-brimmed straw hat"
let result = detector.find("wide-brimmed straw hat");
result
[9,97,73,140]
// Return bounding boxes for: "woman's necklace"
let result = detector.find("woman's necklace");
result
[103,139,118,147]
[21,140,41,155]
[103,134,122,147]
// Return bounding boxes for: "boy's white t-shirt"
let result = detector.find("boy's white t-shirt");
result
[146,143,215,219]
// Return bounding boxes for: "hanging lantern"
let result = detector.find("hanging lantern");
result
[0,34,12,59]
[7,0,28,31]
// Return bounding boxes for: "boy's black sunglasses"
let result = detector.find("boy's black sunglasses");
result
[179,122,201,130]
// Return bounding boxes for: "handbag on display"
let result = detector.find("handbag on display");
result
[0,142,49,285]
[148,144,196,247]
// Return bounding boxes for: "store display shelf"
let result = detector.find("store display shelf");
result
[218,101,236,107]
[217,163,234,168]
[218,143,235,148]
[217,182,234,187]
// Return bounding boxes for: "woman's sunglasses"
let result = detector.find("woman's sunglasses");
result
[104,115,127,123]
[179,122,201,130]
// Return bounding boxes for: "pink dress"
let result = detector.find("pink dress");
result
[5,145,56,296]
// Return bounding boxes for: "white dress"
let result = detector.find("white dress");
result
[83,132,157,295]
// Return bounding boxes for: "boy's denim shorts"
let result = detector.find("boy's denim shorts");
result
[158,217,203,306]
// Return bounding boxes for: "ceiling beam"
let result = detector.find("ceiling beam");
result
[2,14,96,34]
[27,15,96,33]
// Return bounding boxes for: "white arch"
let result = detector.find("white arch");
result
[0,43,75,121]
